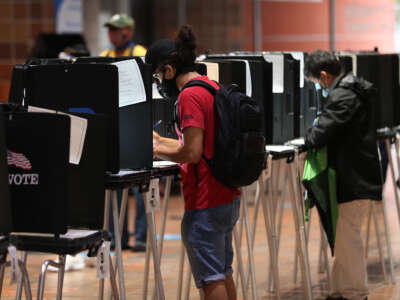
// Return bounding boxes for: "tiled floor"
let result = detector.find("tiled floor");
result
[2,174,400,299]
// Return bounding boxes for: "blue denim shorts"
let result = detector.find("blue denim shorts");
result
[181,197,240,288]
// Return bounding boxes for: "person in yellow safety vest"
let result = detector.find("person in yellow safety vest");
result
[100,14,147,57]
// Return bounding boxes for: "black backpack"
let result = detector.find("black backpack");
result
[178,80,266,188]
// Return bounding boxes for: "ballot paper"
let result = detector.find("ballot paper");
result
[112,59,146,107]
[286,137,305,147]
[28,106,87,165]
[265,145,295,153]
[153,160,178,168]
[263,54,284,93]
[202,62,220,82]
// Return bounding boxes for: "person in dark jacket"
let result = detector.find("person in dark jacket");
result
[304,50,382,300]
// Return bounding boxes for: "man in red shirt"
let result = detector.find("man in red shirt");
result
[146,26,240,300]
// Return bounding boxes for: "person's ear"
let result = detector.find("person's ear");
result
[320,71,328,81]
[163,64,176,80]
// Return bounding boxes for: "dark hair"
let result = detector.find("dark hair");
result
[162,25,197,74]
[304,50,342,79]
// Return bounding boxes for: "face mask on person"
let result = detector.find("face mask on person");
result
[314,82,329,98]
[153,72,180,101]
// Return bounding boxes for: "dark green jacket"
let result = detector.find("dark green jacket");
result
[305,73,382,203]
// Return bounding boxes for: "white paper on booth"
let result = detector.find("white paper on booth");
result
[202,62,219,82]
[231,59,252,97]
[288,52,304,88]
[263,54,284,93]
[112,59,146,107]
[265,145,295,153]
[28,106,87,165]
[153,160,178,167]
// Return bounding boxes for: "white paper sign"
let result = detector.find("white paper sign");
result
[28,106,87,165]
[8,246,21,285]
[263,54,285,93]
[112,59,146,107]
[288,52,305,88]
[265,145,295,153]
[146,178,161,213]
[96,241,110,279]
[55,0,83,34]
[153,160,178,167]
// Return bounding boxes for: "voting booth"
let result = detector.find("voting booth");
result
[337,52,400,130]
[8,57,153,173]
[205,52,302,144]
[0,106,11,236]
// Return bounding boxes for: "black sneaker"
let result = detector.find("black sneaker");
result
[326,297,367,300]
[131,243,146,252]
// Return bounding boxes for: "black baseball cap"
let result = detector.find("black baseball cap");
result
[145,39,176,74]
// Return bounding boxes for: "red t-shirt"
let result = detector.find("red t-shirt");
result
[177,75,240,210]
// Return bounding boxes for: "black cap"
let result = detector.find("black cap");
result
[145,39,176,74]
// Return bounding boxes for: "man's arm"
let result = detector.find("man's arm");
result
[153,127,204,164]
[305,89,361,149]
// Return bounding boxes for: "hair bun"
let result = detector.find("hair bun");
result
[175,25,196,51]
[174,24,196,67]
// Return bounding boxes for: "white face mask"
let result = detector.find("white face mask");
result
[314,82,329,98]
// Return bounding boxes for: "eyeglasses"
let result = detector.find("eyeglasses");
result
[152,73,162,86]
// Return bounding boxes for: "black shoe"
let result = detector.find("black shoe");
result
[110,244,132,251]
[131,243,146,252]
[326,297,367,300]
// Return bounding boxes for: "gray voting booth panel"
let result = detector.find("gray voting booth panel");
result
[75,57,153,171]
[3,109,107,233]
[5,112,70,234]
[206,53,300,144]
[0,106,12,235]
[338,53,400,129]
[9,58,153,173]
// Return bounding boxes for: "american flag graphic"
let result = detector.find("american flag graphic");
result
[7,150,32,170]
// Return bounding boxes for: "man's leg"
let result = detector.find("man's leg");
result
[330,200,369,300]
[224,275,237,300]
[203,280,229,300]
[132,186,147,251]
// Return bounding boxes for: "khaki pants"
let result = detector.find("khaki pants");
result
[330,200,369,300]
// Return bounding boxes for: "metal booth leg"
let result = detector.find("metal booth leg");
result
[145,192,165,300]
[109,255,120,300]
[19,259,32,300]
[176,243,186,300]
[111,190,127,300]
[37,259,63,300]
[240,187,258,300]
[232,225,249,300]
[383,139,396,283]
[55,255,66,300]
[0,262,4,298]
[150,176,173,300]
[288,161,312,300]
[259,170,281,299]
[16,251,28,300]
[143,232,152,300]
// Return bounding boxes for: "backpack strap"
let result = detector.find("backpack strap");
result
[181,80,219,95]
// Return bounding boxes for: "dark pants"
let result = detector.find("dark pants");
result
[109,186,147,247]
